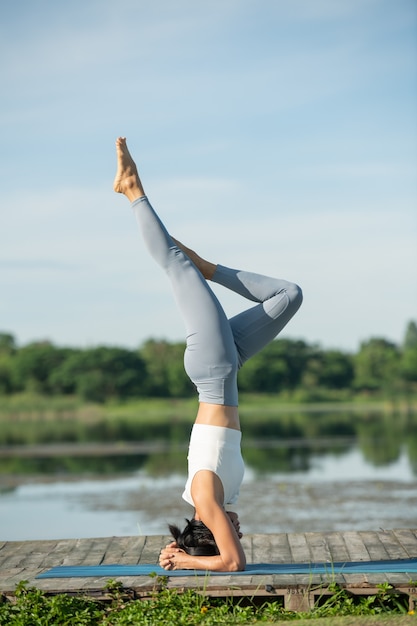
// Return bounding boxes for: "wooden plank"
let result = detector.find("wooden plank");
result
[35,578,97,592]
[1,530,417,608]
[342,531,371,561]
[101,536,136,564]
[22,541,61,570]
[0,569,29,590]
[240,535,253,562]
[268,574,310,588]
[251,533,292,564]
[324,531,351,562]
[366,572,411,587]
[40,539,79,568]
[84,537,114,564]
[61,539,88,566]
[339,573,369,585]
[285,587,314,611]
[139,535,166,565]
[58,537,111,566]
[107,576,152,589]
[305,532,332,562]
[376,530,411,560]
[392,529,417,557]
[0,540,39,568]
[0,545,7,568]
[69,578,108,591]
[250,534,270,563]
[0,552,30,569]
[28,539,58,553]
[287,533,311,562]
[268,533,293,563]
[118,536,147,564]
[359,531,390,561]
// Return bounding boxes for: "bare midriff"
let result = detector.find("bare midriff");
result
[195,402,240,431]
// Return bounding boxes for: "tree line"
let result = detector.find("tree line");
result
[0,321,416,403]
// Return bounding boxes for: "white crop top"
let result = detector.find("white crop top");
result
[182,423,245,510]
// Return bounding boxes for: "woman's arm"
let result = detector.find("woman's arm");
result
[159,543,243,572]
[159,471,246,572]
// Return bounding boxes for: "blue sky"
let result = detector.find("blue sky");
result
[1,0,416,353]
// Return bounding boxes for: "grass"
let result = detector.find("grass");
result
[0,392,412,439]
[0,580,414,626]
[0,391,410,420]
[265,618,415,625]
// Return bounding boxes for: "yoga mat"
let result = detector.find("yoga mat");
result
[36,558,417,579]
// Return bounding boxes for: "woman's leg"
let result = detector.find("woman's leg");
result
[168,235,303,367]
[114,138,239,405]
[131,197,239,404]
[211,265,303,367]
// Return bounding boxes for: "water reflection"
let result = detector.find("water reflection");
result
[1,410,416,541]
[1,446,416,541]
[1,436,414,479]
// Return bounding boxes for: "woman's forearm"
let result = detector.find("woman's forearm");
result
[180,552,245,572]
[160,545,246,572]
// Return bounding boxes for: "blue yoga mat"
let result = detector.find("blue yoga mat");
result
[36,558,417,578]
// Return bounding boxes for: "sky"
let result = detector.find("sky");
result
[1,0,416,354]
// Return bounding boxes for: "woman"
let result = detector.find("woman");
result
[113,137,303,571]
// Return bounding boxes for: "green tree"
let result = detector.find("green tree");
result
[139,339,193,397]
[238,339,310,392]
[238,349,291,392]
[140,339,170,395]
[400,320,417,386]
[0,331,16,393]
[403,320,417,349]
[317,350,354,389]
[300,347,354,391]
[0,332,16,354]
[50,347,147,401]
[353,338,400,391]
[0,354,14,393]
[166,345,194,397]
[11,341,70,393]
[400,348,417,384]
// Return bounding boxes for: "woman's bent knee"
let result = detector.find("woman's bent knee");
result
[287,282,303,308]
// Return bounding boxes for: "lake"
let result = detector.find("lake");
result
[1,432,416,541]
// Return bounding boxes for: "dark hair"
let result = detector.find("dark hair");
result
[168,519,220,556]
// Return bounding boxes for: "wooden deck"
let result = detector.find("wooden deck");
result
[1,529,417,611]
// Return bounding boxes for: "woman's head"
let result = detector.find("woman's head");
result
[168,519,219,556]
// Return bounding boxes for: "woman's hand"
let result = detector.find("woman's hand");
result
[159,542,189,570]
[227,511,242,538]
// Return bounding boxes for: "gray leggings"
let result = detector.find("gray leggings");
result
[132,196,303,406]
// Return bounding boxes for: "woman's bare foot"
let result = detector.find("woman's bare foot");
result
[172,237,217,280]
[113,137,145,202]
